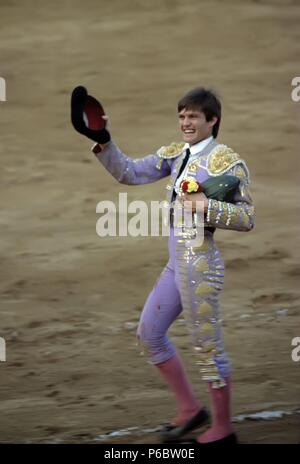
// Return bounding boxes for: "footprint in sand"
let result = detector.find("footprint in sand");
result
[252,292,299,305]
[258,248,290,260]
[285,265,300,277]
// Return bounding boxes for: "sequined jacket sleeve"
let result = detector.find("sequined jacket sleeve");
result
[205,161,255,232]
[93,140,171,185]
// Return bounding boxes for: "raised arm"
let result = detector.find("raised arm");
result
[71,86,171,185]
[92,140,171,185]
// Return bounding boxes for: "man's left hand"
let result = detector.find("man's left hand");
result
[182,192,209,213]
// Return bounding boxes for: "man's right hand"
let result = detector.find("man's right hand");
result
[71,86,111,144]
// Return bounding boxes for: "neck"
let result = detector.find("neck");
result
[190,135,213,146]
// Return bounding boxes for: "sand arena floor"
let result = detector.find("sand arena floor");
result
[0,0,299,444]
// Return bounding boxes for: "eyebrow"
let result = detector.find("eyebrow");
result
[178,112,200,117]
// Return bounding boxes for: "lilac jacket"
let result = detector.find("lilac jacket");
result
[94,140,255,232]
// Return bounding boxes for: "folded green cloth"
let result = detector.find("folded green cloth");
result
[202,175,240,202]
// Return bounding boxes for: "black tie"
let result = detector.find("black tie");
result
[172,147,190,202]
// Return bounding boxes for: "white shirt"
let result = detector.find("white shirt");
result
[174,136,214,194]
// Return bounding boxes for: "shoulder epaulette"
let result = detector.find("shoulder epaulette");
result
[207,144,242,176]
[157,142,185,159]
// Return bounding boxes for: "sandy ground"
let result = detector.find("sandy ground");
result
[0,0,300,444]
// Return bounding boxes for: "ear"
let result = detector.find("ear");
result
[208,116,218,128]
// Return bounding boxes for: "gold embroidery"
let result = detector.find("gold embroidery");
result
[234,163,250,184]
[229,208,240,227]
[195,352,213,362]
[207,145,240,175]
[242,213,250,228]
[195,282,215,296]
[157,142,185,159]
[155,158,164,170]
[201,322,215,336]
[187,159,200,173]
[195,258,209,272]
[240,183,252,202]
[235,165,247,180]
[202,340,216,352]
[197,302,214,318]
[201,368,226,388]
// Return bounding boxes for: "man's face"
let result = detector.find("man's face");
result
[178,107,217,145]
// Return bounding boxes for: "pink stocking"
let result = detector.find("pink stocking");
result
[197,377,234,443]
[156,354,202,425]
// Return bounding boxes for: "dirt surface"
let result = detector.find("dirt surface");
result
[0,0,300,444]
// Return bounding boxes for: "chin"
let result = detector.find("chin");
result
[188,138,200,145]
[183,135,196,144]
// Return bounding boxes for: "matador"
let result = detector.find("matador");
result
[71,86,255,445]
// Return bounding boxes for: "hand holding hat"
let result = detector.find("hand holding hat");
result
[71,86,111,144]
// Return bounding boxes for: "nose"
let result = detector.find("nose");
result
[181,116,191,127]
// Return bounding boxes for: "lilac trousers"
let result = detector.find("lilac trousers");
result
[137,227,231,383]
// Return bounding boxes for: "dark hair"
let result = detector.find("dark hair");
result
[177,87,221,137]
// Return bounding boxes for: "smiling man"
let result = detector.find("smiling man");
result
[71,86,255,445]
[173,90,220,215]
